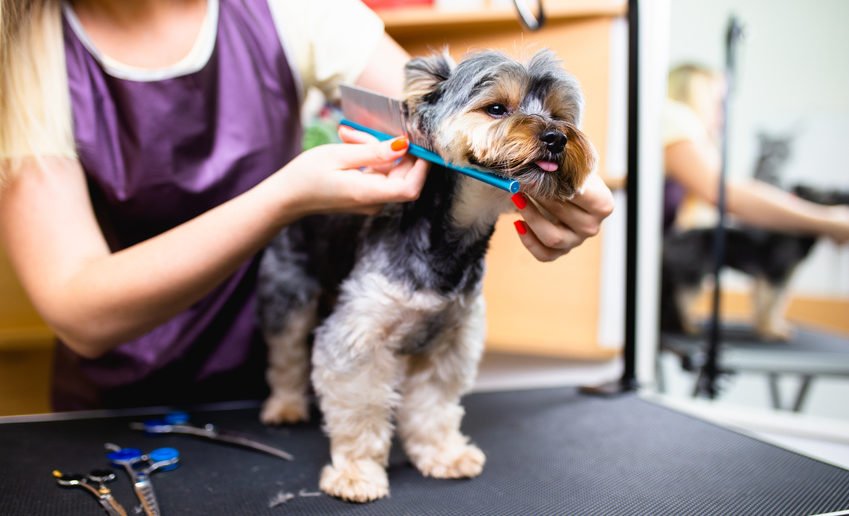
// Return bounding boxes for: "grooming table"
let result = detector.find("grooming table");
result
[1,387,848,515]
[660,324,849,411]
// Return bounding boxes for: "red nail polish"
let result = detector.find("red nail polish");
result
[391,137,409,151]
[511,192,527,210]
[514,220,527,235]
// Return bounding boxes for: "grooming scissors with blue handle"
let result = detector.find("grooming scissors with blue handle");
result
[106,444,179,516]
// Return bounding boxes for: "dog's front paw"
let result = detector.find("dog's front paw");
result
[319,459,389,503]
[413,443,486,479]
[260,394,309,425]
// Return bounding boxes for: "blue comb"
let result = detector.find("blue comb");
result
[339,85,520,195]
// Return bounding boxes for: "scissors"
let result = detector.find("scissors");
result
[106,444,179,516]
[130,411,294,461]
[53,468,128,516]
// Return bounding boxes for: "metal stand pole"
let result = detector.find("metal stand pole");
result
[581,0,639,396]
[695,16,744,398]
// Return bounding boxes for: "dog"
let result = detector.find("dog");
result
[256,50,596,503]
[660,185,849,341]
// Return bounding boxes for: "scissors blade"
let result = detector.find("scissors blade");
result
[98,494,128,516]
[132,421,293,461]
[207,431,294,461]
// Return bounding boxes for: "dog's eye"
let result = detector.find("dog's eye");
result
[485,104,508,118]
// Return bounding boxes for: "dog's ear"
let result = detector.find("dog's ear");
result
[404,52,455,105]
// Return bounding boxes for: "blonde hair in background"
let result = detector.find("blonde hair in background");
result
[667,63,718,107]
[0,0,75,183]
[668,62,725,141]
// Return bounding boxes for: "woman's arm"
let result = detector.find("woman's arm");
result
[665,139,849,242]
[0,143,425,359]
[354,34,409,98]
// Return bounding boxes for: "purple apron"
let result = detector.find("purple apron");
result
[54,0,301,410]
[663,179,686,233]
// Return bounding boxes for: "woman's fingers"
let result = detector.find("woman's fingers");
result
[339,157,428,205]
[376,157,428,201]
[323,136,410,170]
[337,126,407,173]
[511,173,615,262]
[535,197,604,240]
[513,220,568,262]
[338,125,379,144]
[561,172,615,219]
[827,205,849,244]
[512,193,585,255]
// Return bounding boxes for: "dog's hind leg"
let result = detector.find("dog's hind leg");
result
[754,276,794,341]
[258,234,320,425]
[397,294,486,479]
[260,296,318,424]
[675,286,703,335]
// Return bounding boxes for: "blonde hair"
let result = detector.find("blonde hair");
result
[0,0,75,183]
[667,63,719,109]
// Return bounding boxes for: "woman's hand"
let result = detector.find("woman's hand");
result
[825,205,849,245]
[275,133,428,219]
[340,124,614,261]
[512,173,615,262]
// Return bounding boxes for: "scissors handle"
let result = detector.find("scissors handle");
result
[54,470,127,516]
[106,445,178,516]
[134,478,161,516]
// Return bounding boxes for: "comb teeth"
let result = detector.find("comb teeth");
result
[340,85,434,151]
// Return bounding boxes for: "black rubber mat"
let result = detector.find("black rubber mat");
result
[1,387,848,515]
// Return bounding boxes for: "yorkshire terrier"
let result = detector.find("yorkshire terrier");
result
[257,50,596,503]
[661,185,849,341]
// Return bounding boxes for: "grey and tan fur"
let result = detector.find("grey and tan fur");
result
[257,50,596,503]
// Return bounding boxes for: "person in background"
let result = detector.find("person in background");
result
[661,63,849,240]
[0,0,614,410]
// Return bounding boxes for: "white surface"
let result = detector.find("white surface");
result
[472,351,621,393]
[634,0,670,386]
[596,16,628,351]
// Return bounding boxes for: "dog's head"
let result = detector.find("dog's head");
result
[403,50,596,201]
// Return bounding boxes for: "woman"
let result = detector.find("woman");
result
[0,0,614,410]
[662,63,849,240]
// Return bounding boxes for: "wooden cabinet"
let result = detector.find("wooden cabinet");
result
[382,0,627,359]
[0,248,52,350]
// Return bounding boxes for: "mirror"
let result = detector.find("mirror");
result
[655,0,849,425]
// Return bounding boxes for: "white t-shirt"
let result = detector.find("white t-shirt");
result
[63,0,385,102]
[661,98,709,147]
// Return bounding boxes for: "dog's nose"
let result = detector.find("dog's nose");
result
[540,130,567,154]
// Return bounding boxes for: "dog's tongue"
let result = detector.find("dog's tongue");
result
[535,160,559,172]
